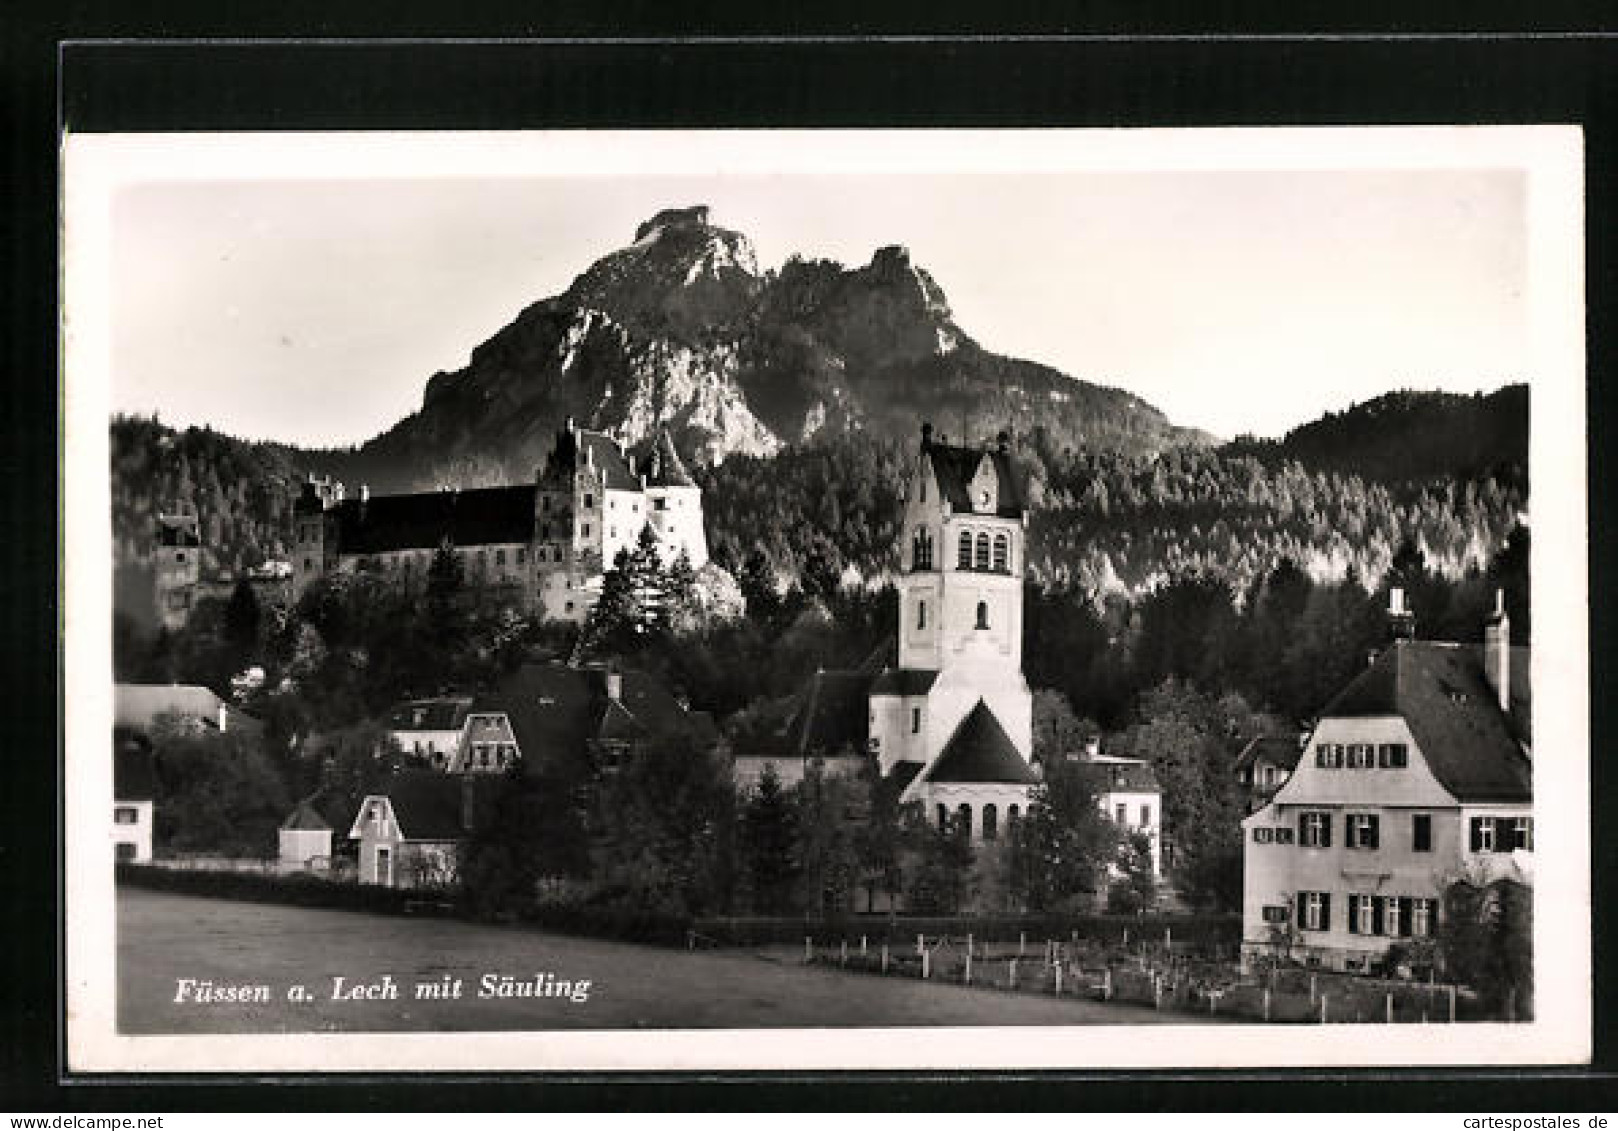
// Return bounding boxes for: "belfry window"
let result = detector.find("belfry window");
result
[975,601,989,630]
[974,533,990,571]
[957,531,972,569]
[913,528,933,570]
[993,533,1009,572]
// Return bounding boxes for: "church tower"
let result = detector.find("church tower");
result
[868,424,1037,833]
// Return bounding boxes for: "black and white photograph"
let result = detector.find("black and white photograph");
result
[61,126,1589,1073]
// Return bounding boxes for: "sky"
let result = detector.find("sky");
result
[109,157,1529,447]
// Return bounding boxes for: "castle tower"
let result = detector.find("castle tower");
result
[642,429,709,569]
[292,474,343,599]
[153,513,201,630]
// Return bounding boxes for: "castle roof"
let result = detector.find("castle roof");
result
[543,427,640,492]
[923,440,1024,519]
[1317,640,1531,803]
[332,485,536,554]
[642,430,696,488]
[923,701,1039,785]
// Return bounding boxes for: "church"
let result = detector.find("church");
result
[867,423,1039,838]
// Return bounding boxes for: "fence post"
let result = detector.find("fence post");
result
[1154,975,1162,1010]
[964,952,972,986]
[1054,963,1064,996]
[917,933,925,956]
[804,936,812,964]
[1448,985,1457,1024]
[840,939,848,966]
[860,935,868,956]
[687,929,695,951]
[1386,992,1394,1025]
[1263,988,1272,1022]
[1019,931,1026,957]
[1165,926,1172,952]
[1104,967,1113,1001]
[1320,994,1328,1024]
[1009,958,1018,990]
[881,942,889,973]
[922,949,931,980]
[1123,927,1129,949]
[1309,974,1317,1005]
[967,933,974,959]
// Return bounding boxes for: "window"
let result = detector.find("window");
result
[114,806,138,825]
[1274,827,1295,845]
[516,548,526,564]
[993,534,1009,572]
[957,531,972,569]
[1253,827,1273,844]
[1412,898,1435,937]
[1413,813,1432,852]
[1299,811,1332,848]
[554,547,564,562]
[584,493,595,509]
[582,524,591,538]
[911,707,921,734]
[917,599,927,630]
[654,498,666,511]
[495,549,505,566]
[1346,813,1380,850]
[913,529,933,570]
[1378,742,1409,768]
[175,551,186,563]
[983,804,998,841]
[1315,743,1331,768]
[303,557,313,570]
[610,527,617,540]
[1297,891,1331,932]
[1471,816,1497,853]
[1139,804,1152,827]
[974,533,990,570]
[1262,905,1289,924]
[1349,893,1375,935]
[1007,804,1020,831]
[975,601,989,630]
[957,804,973,837]
[919,477,926,502]
[1383,897,1403,938]
[1115,803,1127,824]
[1512,816,1534,851]
[541,495,551,512]
[116,843,137,862]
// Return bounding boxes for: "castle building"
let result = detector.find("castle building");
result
[292,424,707,623]
[1240,592,1532,973]
[153,513,201,631]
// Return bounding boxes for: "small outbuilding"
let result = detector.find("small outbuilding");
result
[279,798,334,869]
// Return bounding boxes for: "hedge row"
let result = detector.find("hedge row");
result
[116,862,454,916]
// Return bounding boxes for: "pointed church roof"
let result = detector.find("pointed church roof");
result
[923,700,1039,785]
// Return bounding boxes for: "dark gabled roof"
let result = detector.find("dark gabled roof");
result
[1074,758,1160,794]
[333,485,536,554]
[281,799,331,831]
[372,770,504,840]
[869,668,940,697]
[476,663,714,773]
[924,701,1039,785]
[924,442,1024,519]
[885,760,925,800]
[577,431,640,491]
[385,697,473,732]
[1317,640,1531,803]
[114,738,155,801]
[787,669,875,757]
[1234,735,1304,774]
[641,430,696,488]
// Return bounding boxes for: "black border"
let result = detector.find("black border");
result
[8,14,1617,1112]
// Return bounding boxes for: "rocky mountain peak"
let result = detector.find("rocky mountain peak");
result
[634,204,713,243]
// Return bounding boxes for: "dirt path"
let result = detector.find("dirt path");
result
[118,887,1228,1033]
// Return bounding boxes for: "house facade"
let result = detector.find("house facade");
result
[349,772,499,888]
[1074,750,1164,877]
[113,737,155,863]
[292,425,707,624]
[1241,595,1531,972]
[384,696,474,769]
[278,799,333,868]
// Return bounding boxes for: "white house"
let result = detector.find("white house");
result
[1241,593,1531,972]
[113,737,155,863]
[278,799,333,869]
[384,696,473,769]
[349,771,504,888]
[1075,749,1164,877]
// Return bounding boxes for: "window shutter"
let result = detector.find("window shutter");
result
[1298,813,1308,842]
[1321,814,1332,848]
[1372,896,1384,937]
[1347,894,1358,934]
[1295,891,1307,927]
[1368,816,1379,850]
[1320,893,1331,933]
[1470,817,1482,852]
[1399,897,1414,938]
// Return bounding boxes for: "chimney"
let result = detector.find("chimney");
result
[1084,734,1100,760]
[1388,587,1416,641]
[1484,588,1511,712]
[606,670,623,703]
[461,775,477,832]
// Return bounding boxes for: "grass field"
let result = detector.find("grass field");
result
[117,887,1229,1033]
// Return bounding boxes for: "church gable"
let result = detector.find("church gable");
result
[920,700,1038,786]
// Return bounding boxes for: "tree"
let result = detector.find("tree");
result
[738,765,799,914]
[458,767,592,919]
[147,713,293,857]
[903,806,976,914]
[1106,829,1158,913]
[222,578,261,671]
[1440,877,1534,1018]
[793,758,869,918]
[1007,760,1120,912]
